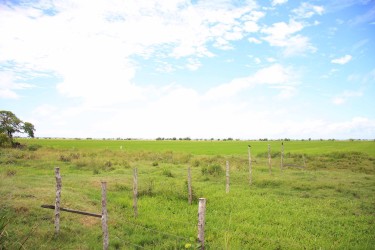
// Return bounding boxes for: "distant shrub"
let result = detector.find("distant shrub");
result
[201,164,223,176]
[122,160,131,169]
[0,133,11,147]
[28,144,41,151]
[59,152,80,162]
[139,179,155,197]
[102,161,115,171]
[152,161,159,166]
[6,169,16,176]
[191,159,200,167]
[70,153,80,159]
[162,168,174,178]
[75,159,88,168]
[59,155,71,162]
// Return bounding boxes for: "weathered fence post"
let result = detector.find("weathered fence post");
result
[281,142,284,171]
[198,198,206,250]
[101,181,109,250]
[268,144,272,174]
[226,161,230,193]
[188,167,192,205]
[54,167,61,236]
[248,145,252,185]
[133,168,138,218]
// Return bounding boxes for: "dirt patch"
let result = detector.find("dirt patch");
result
[79,216,100,227]
[14,206,29,214]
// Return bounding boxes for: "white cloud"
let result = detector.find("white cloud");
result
[292,3,324,19]
[0,0,262,103]
[283,34,317,56]
[241,11,265,22]
[332,90,363,105]
[156,61,176,73]
[332,97,345,105]
[331,55,352,64]
[262,19,304,43]
[0,71,34,99]
[248,37,262,44]
[322,68,339,78]
[261,19,316,56]
[278,117,375,139]
[186,58,202,71]
[204,64,297,100]
[266,57,277,63]
[243,21,260,32]
[33,104,58,117]
[272,0,288,6]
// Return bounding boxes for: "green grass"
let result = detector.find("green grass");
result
[20,138,375,157]
[1,139,374,249]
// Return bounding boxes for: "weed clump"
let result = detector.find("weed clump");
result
[162,168,174,178]
[139,179,155,197]
[6,169,16,177]
[27,144,41,151]
[59,152,80,162]
[191,159,200,167]
[201,164,223,176]
[309,151,375,174]
[102,160,115,171]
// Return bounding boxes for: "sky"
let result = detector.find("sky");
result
[1,0,375,140]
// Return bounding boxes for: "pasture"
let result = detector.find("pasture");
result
[1,139,374,249]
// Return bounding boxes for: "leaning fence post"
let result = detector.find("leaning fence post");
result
[188,167,192,205]
[197,198,206,250]
[226,161,230,193]
[54,167,61,236]
[248,145,252,185]
[101,181,109,250]
[268,144,272,174]
[281,142,284,171]
[133,168,138,218]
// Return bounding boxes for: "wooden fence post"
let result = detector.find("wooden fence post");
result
[188,167,192,205]
[268,144,272,174]
[54,167,61,236]
[248,145,252,185]
[133,168,138,218]
[226,161,230,193]
[198,198,206,250]
[281,142,284,171]
[101,181,109,250]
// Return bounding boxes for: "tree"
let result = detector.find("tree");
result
[23,122,35,138]
[0,110,35,146]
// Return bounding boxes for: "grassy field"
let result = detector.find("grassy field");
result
[19,138,375,156]
[1,139,374,249]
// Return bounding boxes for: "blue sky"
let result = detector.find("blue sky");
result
[1,0,374,139]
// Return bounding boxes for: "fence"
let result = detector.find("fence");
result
[41,167,207,250]
[41,142,305,249]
